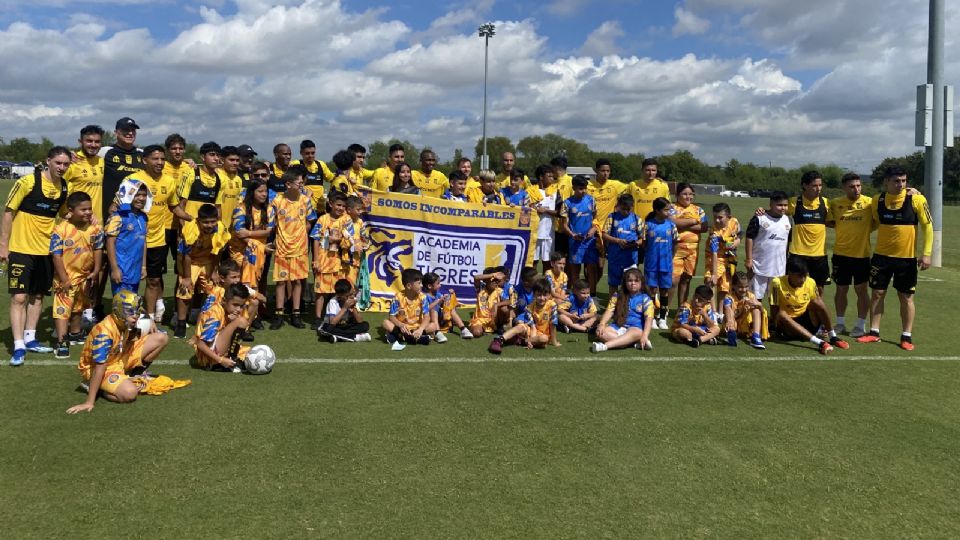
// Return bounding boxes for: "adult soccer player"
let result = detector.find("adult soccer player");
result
[857,166,933,351]
[827,173,874,337]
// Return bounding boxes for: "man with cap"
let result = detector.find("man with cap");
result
[101,117,143,222]
[238,145,257,187]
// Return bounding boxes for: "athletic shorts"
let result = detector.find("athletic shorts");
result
[165,228,178,268]
[554,231,569,255]
[176,262,215,300]
[315,271,341,294]
[146,246,169,278]
[606,323,629,336]
[53,277,89,319]
[705,261,735,294]
[534,237,554,262]
[644,268,673,290]
[470,315,495,334]
[673,242,699,282]
[568,236,599,265]
[750,275,775,302]
[83,334,148,395]
[869,254,918,294]
[831,254,869,286]
[791,311,819,334]
[789,254,829,287]
[274,254,309,282]
[341,264,360,288]
[7,252,53,295]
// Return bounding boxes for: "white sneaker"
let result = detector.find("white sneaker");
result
[643,340,653,350]
[155,300,166,323]
[460,327,474,339]
[590,342,608,353]
[657,318,669,330]
[391,341,406,351]
[355,333,372,342]
[834,323,846,335]
[850,326,866,338]
[435,331,448,343]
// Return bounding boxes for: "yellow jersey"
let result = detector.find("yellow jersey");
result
[128,171,178,248]
[473,287,502,321]
[389,291,429,331]
[412,170,449,198]
[370,165,395,192]
[178,220,230,267]
[828,194,874,258]
[50,220,104,280]
[545,269,568,296]
[63,151,105,219]
[78,315,134,380]
[788,196,829,257]
[671,203,706,245]
[587,179,628,227]
[270,193,317,257]
[178,167,225,219]
[872,191,933,259]
[163,161,193,228]
[629,178,671,220]
[219,172,244,232]
[4,171,66,255]
[771,276,817,318]
[310,214,348,274]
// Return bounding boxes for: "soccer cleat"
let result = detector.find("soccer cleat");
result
[818,342,834,355]
[241,330,256,342]
[833,323,846,335]
[726,329,738,347]
[856,333,881,344]
[657,318,669,330]
[188,308,200,325]
[435,331,448,344]
[355,333,372,342]
[558,324,571,334]
[488,336,504,355]
[67,332,86,346]
[269,317,284,331]
[251,318,264,330]
[850,326,866,338]
[900,335,914,351]
[688,336,701,348]
[391,341,406,351]
[289,314,305,329]
[590,342,608,353]
[154,300,166,324]
[634,340,653,351]
[25,341,53,353]
[9,349,26,366]
[78,380,90,393]
[329,334,339,344]
[830,337,849,350]
[173,322,187,339]
[460,327,474,339]
[749,334,766,350]
[54,342,70,359]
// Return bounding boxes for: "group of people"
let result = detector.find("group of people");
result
[0,117,934,411]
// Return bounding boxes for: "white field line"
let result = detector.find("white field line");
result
[19,355,960,366]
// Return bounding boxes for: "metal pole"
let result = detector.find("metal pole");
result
[481,34,490,171]
[925,0,944,267]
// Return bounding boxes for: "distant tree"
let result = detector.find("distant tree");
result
[515,134,592,172]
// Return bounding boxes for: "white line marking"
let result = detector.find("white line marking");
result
[18,355,960,366]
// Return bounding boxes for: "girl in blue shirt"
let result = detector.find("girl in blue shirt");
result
[644,197,679,329]
[591,268,655,352]
[602,193,642,297]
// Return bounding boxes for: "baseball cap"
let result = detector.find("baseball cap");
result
[115,117,140,130]
[238,144,257,157]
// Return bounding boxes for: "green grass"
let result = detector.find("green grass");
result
[2,183,960,537]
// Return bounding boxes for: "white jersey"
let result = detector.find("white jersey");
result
[537,189,557,238]
[746,213,790,278]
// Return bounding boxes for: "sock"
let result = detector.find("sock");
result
[292,310,301,316]
[275,309,283,318]
[828,329,837,339]
[14,339,25,350]
[24,330,36,343]
[902,331,912,337]
[856,318,866,329]
[177,318,186,326]
[870,327,880,335]
[810,336,823,346]
[836,316,845,326]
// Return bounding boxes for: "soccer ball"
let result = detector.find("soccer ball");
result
[244,345,276,374]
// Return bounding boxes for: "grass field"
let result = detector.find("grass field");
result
[2,184,960,537]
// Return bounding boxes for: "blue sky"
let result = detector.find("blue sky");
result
[0,0,954,172]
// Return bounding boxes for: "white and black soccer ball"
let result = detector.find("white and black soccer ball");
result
[244,345,276,374]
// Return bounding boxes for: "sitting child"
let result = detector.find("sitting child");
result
[423,272,472,341]
[317,278,371,343]
[383,268,431,348]
[672,285,721,347]
[469,267,506,338]
[489,278,559,354]
[193,284,252,371]
[557,279,598,333]
[591,268,654,352]
[721,272,768,349]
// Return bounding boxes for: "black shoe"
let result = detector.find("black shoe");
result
[241,330,255,342]
[269,316,284,330]
[67,332,85,346]
[688,336,701,348]
[251,318,264,331]
[174,322,187,339]
[290,314,305,329]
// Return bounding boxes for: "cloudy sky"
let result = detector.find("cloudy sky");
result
[0,0,955,172]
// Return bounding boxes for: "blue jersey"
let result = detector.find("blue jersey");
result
[562,195,596,235]
[643,218,678,274]
[501,187,529,206]
[105,209,147,285]
[565,293,597,317]
[502,282,534,314]
[604,211,642,263]
[612,292,655,328]
[441,190,467,202]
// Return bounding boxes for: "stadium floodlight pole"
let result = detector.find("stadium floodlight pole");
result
[479,22,496,171]
[925,0,944,267]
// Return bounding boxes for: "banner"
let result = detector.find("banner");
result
[363,192,532,311]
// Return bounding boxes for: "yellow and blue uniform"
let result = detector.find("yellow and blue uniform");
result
[105,208,147,294]
[502,282,534,316]
[722,292,770,339]
[177,220,230,300]
[500,187,530,207]
[561,194,598,264]
[545,269,568,297]
[643,217,678,289]
[193,301,251,368]
[77,292,148,395]
[604,210,642,287]
[426,291,459,332]
[561,293,597,318]
[270,193,317,282]
[340,216,367,286]
[389,292,429,332]
[310,213,348,292]
[51,221,104,319]
[670,203,707,282]
[607,292,654,332]
[673,301,718,333]
[704,218,741,293]
[516,299,558,338]
[231,204,275,289]
[470,286,502,333]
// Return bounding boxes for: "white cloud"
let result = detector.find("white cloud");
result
[672,6,710,37]
[546,0,586,17]
[580,21,624,57]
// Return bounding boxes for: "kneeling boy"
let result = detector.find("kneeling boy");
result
[193,283,251,371]
[771,258,849,355]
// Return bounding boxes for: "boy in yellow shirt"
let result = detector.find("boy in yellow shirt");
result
[772,258,849,355]
[340,195,368,287]
[383,268,431,348]
[311,191,348,327]
[193,283,252,372]
[269,166,317,329]
[174,203,230,338]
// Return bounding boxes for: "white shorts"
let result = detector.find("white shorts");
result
[534,237,554,262]
[750,275,774,302]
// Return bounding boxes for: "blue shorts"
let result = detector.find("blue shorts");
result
[568,236,599,265]
[607,253,638,287]
[643,268,672,290]
[111,281,140,296]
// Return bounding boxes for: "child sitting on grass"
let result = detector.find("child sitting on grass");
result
[193,283,252,371]
[469,267,506,338]
[721,272,768,349]
[557,279,598,333]
[544,251,568,303]
[423,272,472,341]
[317,278,371,343]
[489,278,560,354]
[383,268,431,349]
[672,285,721,348]
[591,268,654,353]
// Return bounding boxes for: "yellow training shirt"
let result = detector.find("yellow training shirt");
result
[370,166,395,192]
[629,178,670,221]
[872,191,933,259]
[412,170,449,198]
[4,172,65,255]
[587,179,628,227]
[828,194,874,258]
[178,168,225,219]
[127,171,178,248]
[63,151,104,219]
[788,196,829,257]
[772,276,817,318]
[219,172,244,232]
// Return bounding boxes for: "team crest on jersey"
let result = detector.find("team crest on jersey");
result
[125,155,132,164]
[127,223,135,231]
[279,270,287,278]
[108,374,120,384]
[299,209,305,217]
[278,209,286,216]
[57,306,66,315]
[65,239,75,247]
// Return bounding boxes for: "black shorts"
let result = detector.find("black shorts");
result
[789,254,829,286]
[165,228,179,275]
[7,252,53,295]
[554,231,569,255]
[831,254,870,286]
[146,246,169,278]
[869,254,918,294]
[777,310,818,338]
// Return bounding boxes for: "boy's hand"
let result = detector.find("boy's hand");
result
[344,297,357,309]
[411,328,423,339]
[111,268,122,283]
[235,229,250,239]
[493,271,506,282]
[179,277,194,296]
[312,260,321,274]
[66,403,94,414]
[219,356,236,368]
[265,243,275,253]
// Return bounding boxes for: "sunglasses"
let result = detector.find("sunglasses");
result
[252,172,270,178]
